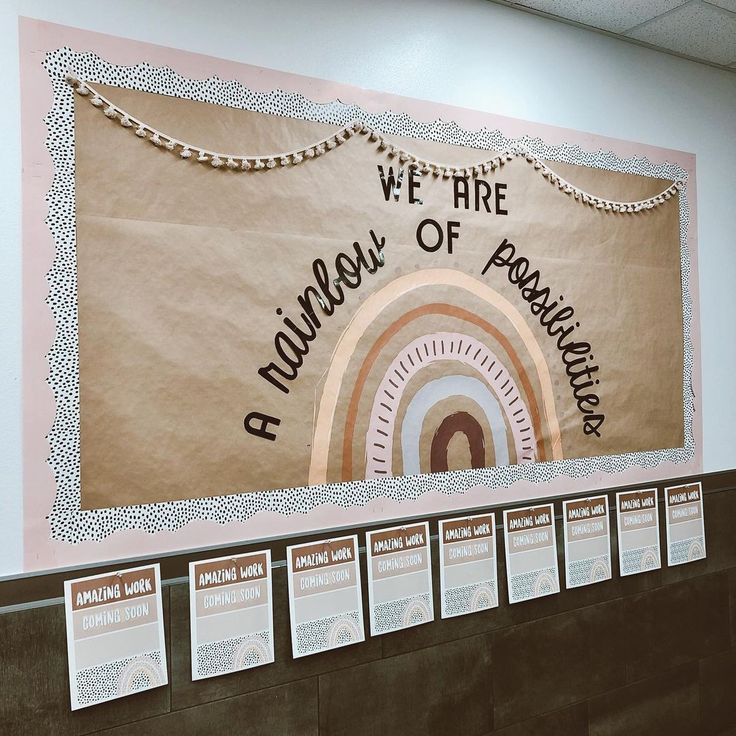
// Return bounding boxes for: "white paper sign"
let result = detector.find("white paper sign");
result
[366,522,434,635]
[503,504,560,604]
[562,495,612,588]
[64,564,167,710]
[439,513,498,618]
[286,535,365,658]
[664,482,706,566]
[189,550,274,680]
[616,488,662,576]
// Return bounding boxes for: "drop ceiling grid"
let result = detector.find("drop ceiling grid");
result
[497,0,736,70]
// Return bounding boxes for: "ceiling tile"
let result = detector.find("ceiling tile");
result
[706,0,736,12]
[509,0,689,33]
[626,1,736,65]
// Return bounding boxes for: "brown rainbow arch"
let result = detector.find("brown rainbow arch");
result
[430,411,486,473]
[308,269,562,485]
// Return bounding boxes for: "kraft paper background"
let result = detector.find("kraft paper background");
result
[75,85,683,509]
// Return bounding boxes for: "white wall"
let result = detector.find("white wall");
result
[1,0,735,576]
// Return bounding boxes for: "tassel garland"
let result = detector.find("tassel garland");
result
[64,73,684,212]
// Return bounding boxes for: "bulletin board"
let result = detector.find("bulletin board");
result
[19,18,701,572]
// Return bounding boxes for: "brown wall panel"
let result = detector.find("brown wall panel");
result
[318,635,493,736]
[588,663,700,736]
[95,679,318,736]
[492,600,626,728]
[489,704,588,736]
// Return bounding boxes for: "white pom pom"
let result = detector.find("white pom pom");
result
[135,126,147,139]
[76,84,90,96]
[280,156,290,166]
[211,156,223,168]
[336,133,345,144]
[103,105,116,119]
[293,153,303,164]
[315,144,325,156]
[254,159,265,170]
[305,148,315,158]
[226,157,238,169]
[165,139,175,151]
[150,133,162,146]
[266,158,276,168]
[120,116,132,128]
[197,151,208,162]
[326,139,337,150]
[180,148,192,159]
[241,159,251,170]
[90,95,103,107]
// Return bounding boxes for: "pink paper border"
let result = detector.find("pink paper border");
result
[19,17,702,573]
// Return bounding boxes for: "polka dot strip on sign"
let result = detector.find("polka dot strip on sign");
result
[40,48,695,544]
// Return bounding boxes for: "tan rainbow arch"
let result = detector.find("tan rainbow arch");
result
[309,269,563,485]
